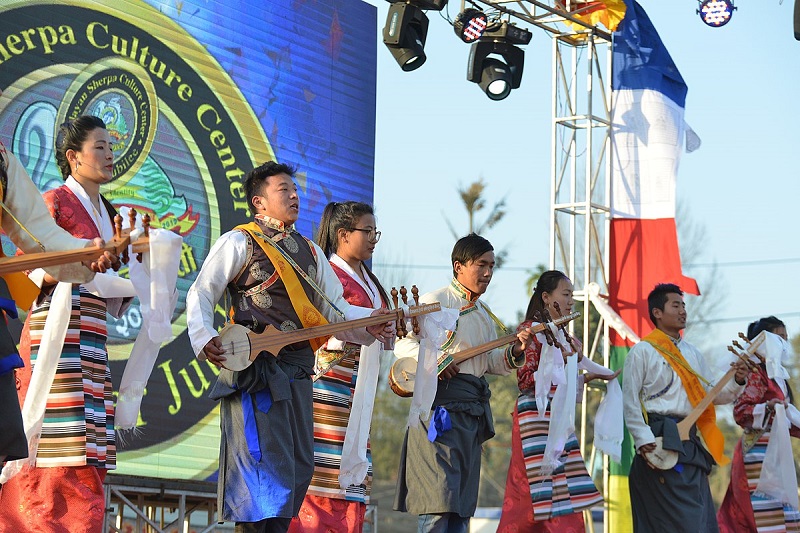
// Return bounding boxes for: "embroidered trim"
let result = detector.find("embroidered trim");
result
[643,371,675,401]
[248,227,344,320]
[450,278,478,301]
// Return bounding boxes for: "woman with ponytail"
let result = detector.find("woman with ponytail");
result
[289,201,390,533]
[497,270,618,533]
[717,316,800,533]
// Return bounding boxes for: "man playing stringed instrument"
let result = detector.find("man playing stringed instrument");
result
[623,283,750,533]
[0,140,116,469]
[393,233,533,533]
[186,162,394,533]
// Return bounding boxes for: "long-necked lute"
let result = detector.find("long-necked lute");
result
[0,209,150,275]
[644,330,765,470]
[389,311,581,397]
[217,302,442,371]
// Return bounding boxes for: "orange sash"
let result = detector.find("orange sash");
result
[644,328,729,466]
[237,222,328,350]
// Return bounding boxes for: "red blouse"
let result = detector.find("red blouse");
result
[733,365,800,438]
[516,320,547,393]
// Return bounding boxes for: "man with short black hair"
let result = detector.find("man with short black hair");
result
[623,283,749,532]
[187,161,393,533]
[393,233,532,533]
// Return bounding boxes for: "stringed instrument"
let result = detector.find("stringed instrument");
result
[389,311,581,398]
[645,330,765,470]
[312,284,424,381]
[217,301,442,371]
[0,208,150,274]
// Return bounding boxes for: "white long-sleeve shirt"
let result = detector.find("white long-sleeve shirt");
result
[1,142,93,283]
[623,335,744,450]
[394,279,518,377]
[186,227,375,358]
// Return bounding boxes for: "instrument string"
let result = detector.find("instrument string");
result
[221,304,440,357]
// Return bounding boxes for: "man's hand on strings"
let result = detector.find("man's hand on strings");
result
[512,328,534,357]
[440,360,460,379]
[203,336,227,368]
[638,442,658,469]
[366,308,396,344]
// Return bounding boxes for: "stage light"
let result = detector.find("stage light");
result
[383,3,429,71]
[477,58,513,100]
[484,21,532,45]
[382,0,447,71]
[466,23,528,100]
[697,0,736,27]
[454,9,488,43]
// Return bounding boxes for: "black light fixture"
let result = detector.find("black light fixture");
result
[697,0,736,27]
[383,0,447,72]
[453,8,488,43]
[466,22,531,100]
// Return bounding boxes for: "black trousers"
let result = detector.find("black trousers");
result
[234,517,292,533]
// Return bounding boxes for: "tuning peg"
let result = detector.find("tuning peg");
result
[410,285,420,335]
[728,345,758,371]
[391,287,406,338]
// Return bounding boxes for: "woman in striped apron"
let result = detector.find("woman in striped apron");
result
[289,201,389,533]
[0,116,127,533]
[717,316,800,533]
[497,270,610,533]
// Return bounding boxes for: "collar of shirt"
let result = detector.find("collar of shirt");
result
[254,213,294,233]
[667,333,682,346]
[65,176,113,239]
[450,277,480,302]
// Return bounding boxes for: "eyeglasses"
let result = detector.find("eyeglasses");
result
[349,228,381,242]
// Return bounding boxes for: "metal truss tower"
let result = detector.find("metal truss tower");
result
[466,2,614,530]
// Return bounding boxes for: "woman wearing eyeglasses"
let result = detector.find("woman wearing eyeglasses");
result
[288,201,390,533]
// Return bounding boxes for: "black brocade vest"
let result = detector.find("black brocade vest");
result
[228,219,321,354]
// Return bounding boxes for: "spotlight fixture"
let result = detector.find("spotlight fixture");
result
[466,22,529,100]
[453,8,488,43]
[697,0,736,27]
[483,21,532,45]
[382,0,448,71]
[383,3,429,71]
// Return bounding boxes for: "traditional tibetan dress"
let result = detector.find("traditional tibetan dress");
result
[497,321,603,533]
[0,182,118,533]
[393,279,523,519]
[0,143,92,463]
[623,330,744,533]
[290,256,387,532]
[717,366,800,533]
[187,215,375,526]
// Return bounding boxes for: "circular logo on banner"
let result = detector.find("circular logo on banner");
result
[58,57,157,179]
[0,0,273,479]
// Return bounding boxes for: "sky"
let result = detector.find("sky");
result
[365,0,800,353]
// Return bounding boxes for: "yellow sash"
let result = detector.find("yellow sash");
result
[237,222,328,351]
[0,183,39,310]
[644,328,729,466]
